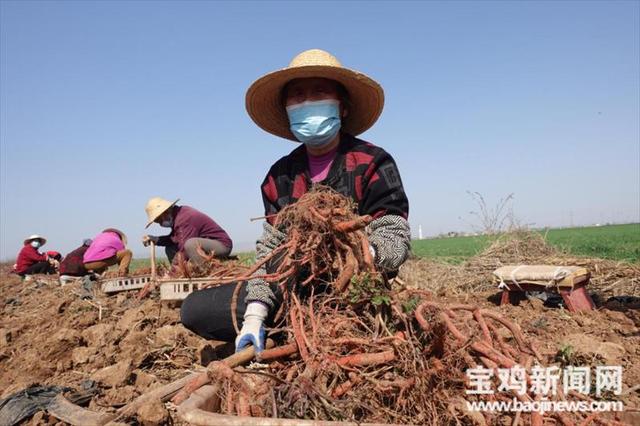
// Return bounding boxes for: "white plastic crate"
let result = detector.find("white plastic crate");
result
[101,275,152,294]
[159,279,217,301]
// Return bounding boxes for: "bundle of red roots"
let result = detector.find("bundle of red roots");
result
[173,187,621,425]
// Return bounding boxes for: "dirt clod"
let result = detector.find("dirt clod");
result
[562,333,626,364]
[136,398,169,426]
[92,359,133,387]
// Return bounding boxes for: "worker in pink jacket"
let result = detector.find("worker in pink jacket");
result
[83,228,132,276]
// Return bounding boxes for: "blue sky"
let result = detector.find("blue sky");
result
[1,0,638,259]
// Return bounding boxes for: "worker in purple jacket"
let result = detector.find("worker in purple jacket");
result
[142,197,233,265]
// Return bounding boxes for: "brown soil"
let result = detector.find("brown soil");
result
[1,233,639,425]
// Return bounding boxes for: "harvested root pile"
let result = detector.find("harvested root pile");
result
[146,187,375,284]
[174,188,626,425]
[178,294,623,425]
[229,185,376,292]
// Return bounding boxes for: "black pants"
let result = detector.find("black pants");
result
[180,281,283,342]
[21,262,56,276]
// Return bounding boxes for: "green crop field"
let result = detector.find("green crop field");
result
[128,224,639,272]
[411,223,640,264]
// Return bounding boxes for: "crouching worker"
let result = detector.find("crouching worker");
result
[142,197,233,266]
[59,239,93,283]
[180,49,411,352]
[14,234,58,277]
[83,229,131,276]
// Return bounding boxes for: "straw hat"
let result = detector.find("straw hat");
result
[24,234,46,245]
[102,228,128,245]
[145,197,179,228]
[246,49,384,141]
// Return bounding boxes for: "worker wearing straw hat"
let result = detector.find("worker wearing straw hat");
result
[83,228,132,276]
[180,49,411,352]
[142,197,233,265]
[14,234,58,277]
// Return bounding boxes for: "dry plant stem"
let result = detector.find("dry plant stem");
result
[114,370,204,421]
[250,213,278,222]
[171,339,276,405]
[230,281,243,334]
[47,395,114,426]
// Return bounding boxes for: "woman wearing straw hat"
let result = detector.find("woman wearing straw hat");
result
[142,197,233,265]
[180,49,411,353]
[83,228,132,276]
[14,234,58,277]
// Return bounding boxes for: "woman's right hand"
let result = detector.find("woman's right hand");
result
[142,235,159,247]
[235,302,268,353]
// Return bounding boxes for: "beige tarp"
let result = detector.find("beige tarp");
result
[493,265,590,289]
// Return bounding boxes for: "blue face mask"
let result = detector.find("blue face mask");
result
[286,99,341,148]
[30,241,41,248]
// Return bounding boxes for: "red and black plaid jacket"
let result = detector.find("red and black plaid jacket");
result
[261,133,409,223]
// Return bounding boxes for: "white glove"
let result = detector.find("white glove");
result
[142,235,159,247]
[235,302,268,353]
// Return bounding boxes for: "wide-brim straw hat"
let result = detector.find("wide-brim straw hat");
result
[24,234,46,245]
[246,49,384,141]
[102,228,128,246]
[145,197,179,228]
